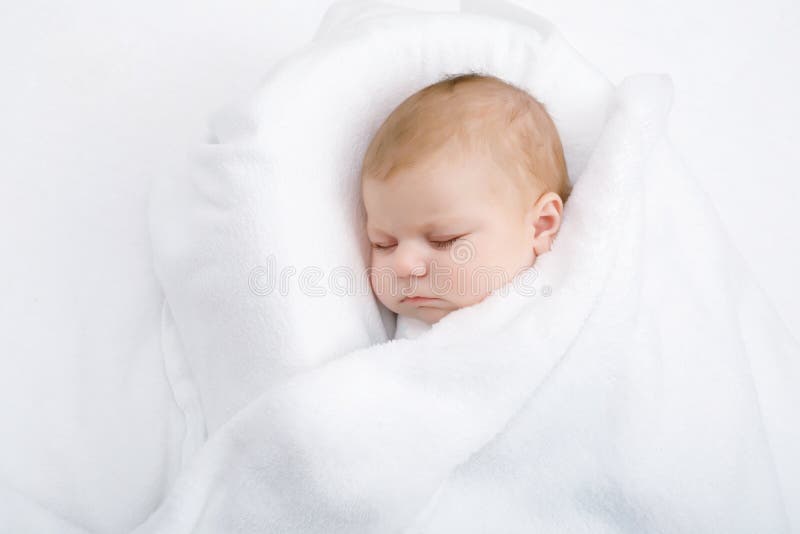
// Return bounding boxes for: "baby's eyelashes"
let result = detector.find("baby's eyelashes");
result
[429,237,459,249]
[370,235,466,252]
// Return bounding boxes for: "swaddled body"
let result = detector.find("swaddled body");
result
[360,74,570,331]
[133,0,800,530]
[140,65,800,533]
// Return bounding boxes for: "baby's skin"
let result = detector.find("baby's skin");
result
[362,138,563,325]
[360,74,568,326]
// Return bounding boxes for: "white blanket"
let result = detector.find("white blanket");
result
[136,0,800,532]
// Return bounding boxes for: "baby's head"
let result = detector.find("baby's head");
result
[361,73,570,325]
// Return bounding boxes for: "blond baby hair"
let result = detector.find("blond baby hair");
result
[360,73,572,207]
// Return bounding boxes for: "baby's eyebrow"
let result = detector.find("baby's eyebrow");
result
[368,218,471,237]
[366,225,389,236]
[419,218,472,232]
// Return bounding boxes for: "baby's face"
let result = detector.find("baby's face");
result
[363,145,544,325]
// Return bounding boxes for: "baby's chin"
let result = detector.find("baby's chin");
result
[407,307,450,325]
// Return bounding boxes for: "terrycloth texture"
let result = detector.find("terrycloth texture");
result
[394,315,433,341]
[148,0,614,436]
[137,0,800,532]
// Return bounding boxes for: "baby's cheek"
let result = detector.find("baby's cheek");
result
[462,263,507,302]
[368,270,383,298]
[368,263,395,299]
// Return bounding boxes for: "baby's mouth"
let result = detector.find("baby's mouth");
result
[401,296,442,304]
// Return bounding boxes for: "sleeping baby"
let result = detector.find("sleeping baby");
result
[360,73,571,338]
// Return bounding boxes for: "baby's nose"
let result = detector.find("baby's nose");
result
[393,241,428,279]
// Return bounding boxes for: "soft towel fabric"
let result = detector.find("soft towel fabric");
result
[136,0,800,532]
[147,0,614,438]
[394,315,433,341]
[145,1,613,440]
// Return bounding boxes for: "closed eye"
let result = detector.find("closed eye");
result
[430,236,461,250]
[370,235,467,251]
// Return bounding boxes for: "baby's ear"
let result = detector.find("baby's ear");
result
[531,192,563,254]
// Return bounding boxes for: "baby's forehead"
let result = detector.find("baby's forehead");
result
[364,175,517,238]
[365,143,524,194]
[366,213,476,236]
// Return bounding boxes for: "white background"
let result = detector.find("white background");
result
[1,1,797,532]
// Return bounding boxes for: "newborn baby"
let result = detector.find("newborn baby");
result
[360,73,571,336]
